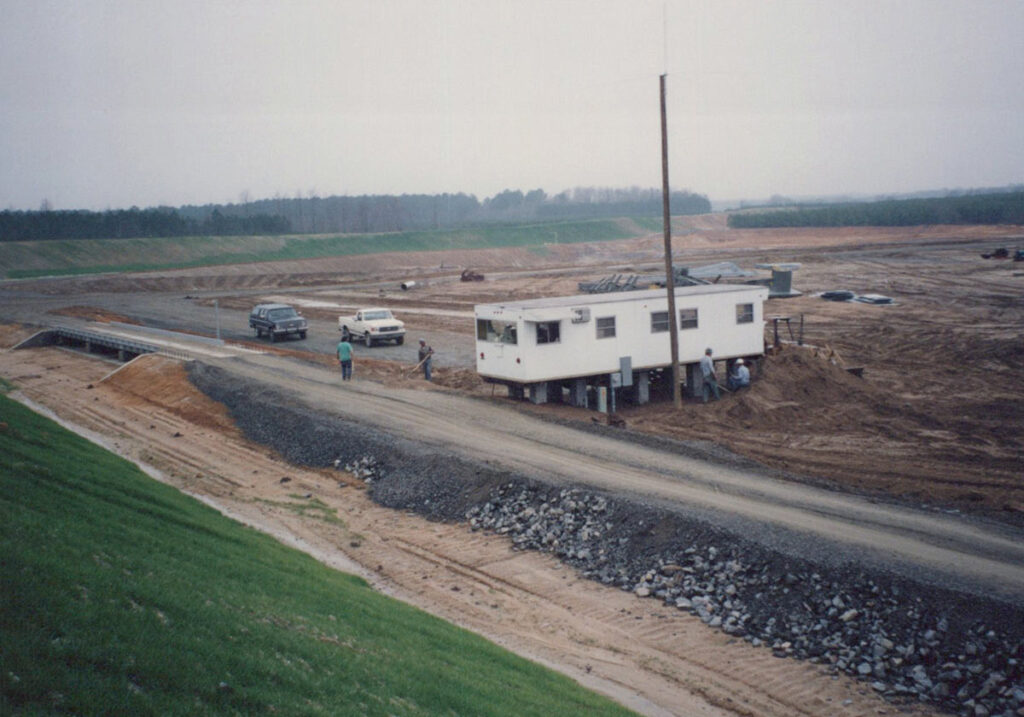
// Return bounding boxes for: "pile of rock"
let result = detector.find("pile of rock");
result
[341,455,382,483]
[467,481,1024,717]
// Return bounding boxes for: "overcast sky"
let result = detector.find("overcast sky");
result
[2,0,1022,211]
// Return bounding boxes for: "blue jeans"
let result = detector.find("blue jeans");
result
[340,360,352,380]
[728,377,748,391]
[703,377,719,402]
[423,357,432,381]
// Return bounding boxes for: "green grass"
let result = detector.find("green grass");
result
[628,217,664,232]
[2,219,640,279]
[0,394,636,716]
[254,495,347,526]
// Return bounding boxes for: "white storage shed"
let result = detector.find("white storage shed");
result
[474,284,769,406]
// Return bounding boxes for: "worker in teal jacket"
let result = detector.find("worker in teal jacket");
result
[337,337,353,381]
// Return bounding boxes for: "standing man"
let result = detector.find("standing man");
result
[700,347,720,402]
[417,339,434,381]
[336,335,353,381]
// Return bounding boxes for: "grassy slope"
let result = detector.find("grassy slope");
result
[0,219,639,279]
[0,393,635,716]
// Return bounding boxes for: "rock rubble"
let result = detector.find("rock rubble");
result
[466,482,1024,717]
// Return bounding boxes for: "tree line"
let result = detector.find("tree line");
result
[180,187,711,234]
[0,207,289,242]
[727,191,1024,228]
[1,186,710,242]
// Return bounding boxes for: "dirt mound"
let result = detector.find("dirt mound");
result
[725,346,879,427]
[100,354,238,433]
[624,345,877,430]
[0,323,36,349]
[598,342,1024,516]
[283,350,478,392]
[433,367,488,392]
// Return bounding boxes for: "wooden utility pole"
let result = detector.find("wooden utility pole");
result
[660,73,681,408]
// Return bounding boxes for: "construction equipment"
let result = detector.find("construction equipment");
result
[461,268,484,281]
[751,263,802,298]
[577,273,642,293]
[578,261,801,296]
[981,247,1010,259]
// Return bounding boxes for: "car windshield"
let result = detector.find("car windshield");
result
[363,310,392,320]
[268,307,298,320]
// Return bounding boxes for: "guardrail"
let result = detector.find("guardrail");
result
[108,322,224,347]
[56,327,159,355]
[12,327,192,362]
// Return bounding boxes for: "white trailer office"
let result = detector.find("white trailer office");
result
[474,284,769,406]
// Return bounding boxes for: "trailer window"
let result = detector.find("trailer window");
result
[536,321,560,344]
[477,318,518,344]
[736,303,754,324]
[679,308,698,330]
[596,316,616,339]
[650,311,670,333]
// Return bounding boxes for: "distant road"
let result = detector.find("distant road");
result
[0,285,477,368]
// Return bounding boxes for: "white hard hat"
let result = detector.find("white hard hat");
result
[736,358,744,365]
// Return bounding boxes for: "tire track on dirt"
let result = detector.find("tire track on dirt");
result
[379,531,859,717]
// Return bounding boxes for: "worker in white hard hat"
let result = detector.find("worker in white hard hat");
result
[728,358,751,391]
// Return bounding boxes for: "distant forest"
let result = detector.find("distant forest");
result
[728,190,1024,228]
[0,187,710,242]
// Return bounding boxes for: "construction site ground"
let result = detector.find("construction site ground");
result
[2,218,1022,716]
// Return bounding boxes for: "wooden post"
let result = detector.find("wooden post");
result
[660,74,681,409]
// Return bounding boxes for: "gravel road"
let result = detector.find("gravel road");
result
[0,285,476,367]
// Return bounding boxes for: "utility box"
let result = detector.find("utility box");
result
[619,356,633,387]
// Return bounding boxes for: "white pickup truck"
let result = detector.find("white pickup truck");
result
[338,308,406,347]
